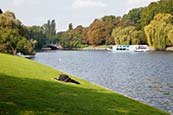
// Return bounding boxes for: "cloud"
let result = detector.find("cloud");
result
[13,0,25,6]
[72,0,107,8]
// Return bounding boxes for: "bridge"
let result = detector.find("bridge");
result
[43,44,62,50]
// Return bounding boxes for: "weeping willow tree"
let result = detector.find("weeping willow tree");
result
[167,29,173,46]
[144,13,173,50]
[112,26,145,45]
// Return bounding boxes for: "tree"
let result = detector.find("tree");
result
[101,16,121,45]
[0,11,36,55]
[144,13,173,50]
[140,0,173,28]
[68,23,73,30]
[112,26,146,45]
[27,26,49,50]
[84,19,106,45]
[42,20,56,40]
[58,25,87,48]
[0,27,36,55]
[123,7,143,29]
[83,16,123,45]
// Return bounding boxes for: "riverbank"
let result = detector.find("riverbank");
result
[41,45,108,52]
[0,53,169,115]
[81,45,173,52]
[55,45,108,51]
[81,45,108,51]
[45,45,173,52]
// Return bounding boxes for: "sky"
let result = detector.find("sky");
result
[0,0,158,31]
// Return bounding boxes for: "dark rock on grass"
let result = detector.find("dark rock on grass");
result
[54,74,80,85]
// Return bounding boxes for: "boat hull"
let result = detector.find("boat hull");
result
[107,45,149,52]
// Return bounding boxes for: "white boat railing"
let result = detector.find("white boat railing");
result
[107,45,149,52]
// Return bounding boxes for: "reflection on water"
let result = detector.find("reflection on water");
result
[34,51,173,114]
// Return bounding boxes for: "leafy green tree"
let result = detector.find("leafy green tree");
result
[167,29,173,46]
[83,16,123,45]
[123,8,143,24]
[144,13,173,50]
[0,11,36,55]
[112,26,146,45]
[27,26,49,50]
[58,25,87,48]
[112,27,131,45]
[0,27,36,55]
[140,0,173,28]
[123,7,143,29]
[0,28,21,55]
[101,16,121,45]
[42,20,56,40]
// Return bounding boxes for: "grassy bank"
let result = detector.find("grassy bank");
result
[0,53,169,115]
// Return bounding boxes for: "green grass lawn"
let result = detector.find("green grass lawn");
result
[0,53,169,115]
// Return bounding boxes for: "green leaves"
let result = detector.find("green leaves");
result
[112,26,146,45]
[42,20,56,40]
[144,13,173,50]
[0,11,35,55]
[27,26,48,50]
[140,0,173,28]
[58,25,86,48]
[83,16,121,46]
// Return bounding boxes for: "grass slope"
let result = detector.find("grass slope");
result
[0,53,169,115]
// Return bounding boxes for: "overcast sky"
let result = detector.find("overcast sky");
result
[1,0,158,31]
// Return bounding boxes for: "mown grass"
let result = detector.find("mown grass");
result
[0,53,169,115]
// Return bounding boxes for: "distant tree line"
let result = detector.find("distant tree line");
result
[0,0,173,55]
[27,20,58,50]
[57,0,173,50]
[0,10,57,55]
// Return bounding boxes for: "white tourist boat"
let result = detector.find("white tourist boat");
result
[107,45,149,52]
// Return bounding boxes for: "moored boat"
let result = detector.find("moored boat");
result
[16,52,35,59]
[107,45,149,52]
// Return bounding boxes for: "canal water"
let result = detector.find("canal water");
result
[34,50,173,114]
